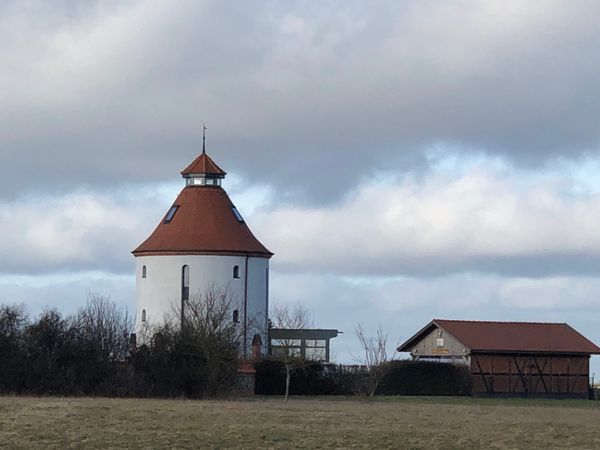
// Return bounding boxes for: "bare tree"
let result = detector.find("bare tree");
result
[0,304,28,390]
[74,293,134,362]
[179,287,241,341]
[169,285,242,396]
[355,322,392,396]
[270,303,312,401]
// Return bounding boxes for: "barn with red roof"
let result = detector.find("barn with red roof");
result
[398,319,600,398]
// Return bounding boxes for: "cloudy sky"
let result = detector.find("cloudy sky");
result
[3,0,600,369]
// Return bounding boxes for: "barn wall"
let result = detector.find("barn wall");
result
[410,325,469,357]
[471,353,590,398]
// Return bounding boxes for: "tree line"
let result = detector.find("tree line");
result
[0,294,471,398]
[0,291,239,398]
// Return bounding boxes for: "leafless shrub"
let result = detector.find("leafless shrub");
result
[161,285,241,396]
[270,303,312,400]
[355,323,394,396]
[74,293,134,362]
[175,285,242,344]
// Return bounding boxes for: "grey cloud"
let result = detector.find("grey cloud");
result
[1,1,600,202]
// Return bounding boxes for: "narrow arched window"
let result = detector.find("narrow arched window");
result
[142,265,147,278]
[233,265,240,279]
[181,265,189,301]
[252,334,262,359]
[233,309,239,323]
[141,309,147,323]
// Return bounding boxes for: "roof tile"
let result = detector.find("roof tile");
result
[132,186,272,257]
[399,319,600,354]
[181,153,226,176]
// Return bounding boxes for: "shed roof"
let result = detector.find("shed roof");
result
[269,328,339,340]
[398,319,600,354]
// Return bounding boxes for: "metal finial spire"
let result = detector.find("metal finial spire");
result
[202,124,207,154]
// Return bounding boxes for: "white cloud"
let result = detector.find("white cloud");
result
[2,163,600,277]
[258,167,600,276]
[498,276,600,311]
[0,186,167,274]
[0,174,271,275]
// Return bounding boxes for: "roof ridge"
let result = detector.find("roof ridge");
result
[434,318,568,325]
[398,319,600,354]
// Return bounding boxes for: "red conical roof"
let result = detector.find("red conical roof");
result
[181,152,226,177]
[132,186,272,258]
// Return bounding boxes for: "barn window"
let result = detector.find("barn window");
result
[233,265,240,279]
[164,205,179,224]
[233,309,239,323]
[142,265,147,278]
[181,265,189,301]
[436,338,444,348]
[141,309,147,323]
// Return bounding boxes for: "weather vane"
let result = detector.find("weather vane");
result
[202,123,207,154]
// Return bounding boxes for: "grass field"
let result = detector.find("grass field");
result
[1,396,600,449]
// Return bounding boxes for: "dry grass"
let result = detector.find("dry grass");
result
[1,396,600,449]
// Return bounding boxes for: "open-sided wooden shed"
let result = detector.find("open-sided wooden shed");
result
[398,319,600,398]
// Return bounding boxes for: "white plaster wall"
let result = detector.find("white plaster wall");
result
[245,257,269,352]
[135,255,269,355]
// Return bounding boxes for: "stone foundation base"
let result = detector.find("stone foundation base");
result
[232,360,256,396]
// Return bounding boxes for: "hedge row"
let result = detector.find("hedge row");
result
[254,360,356,395]
[254,359,472,396]
[378,360,472,396]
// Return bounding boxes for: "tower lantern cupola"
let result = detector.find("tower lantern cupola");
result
[181,152,226,186]
[180,127,227,186]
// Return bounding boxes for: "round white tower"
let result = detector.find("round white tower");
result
[132,144,273,356]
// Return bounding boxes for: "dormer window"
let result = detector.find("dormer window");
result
[232,207,244,223]
[164,205,179,223]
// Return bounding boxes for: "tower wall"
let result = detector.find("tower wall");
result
[135,254,269,355]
